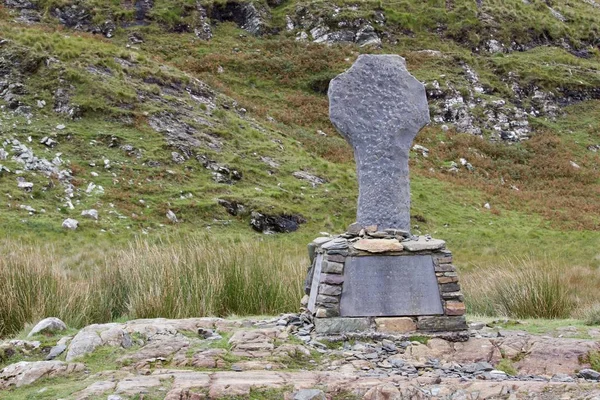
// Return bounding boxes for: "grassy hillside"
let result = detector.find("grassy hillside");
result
[0,0,599,335]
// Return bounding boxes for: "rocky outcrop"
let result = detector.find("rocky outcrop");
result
[3,316,600,398]
[0,361,84,389]
[250,212,306,233]
[207,1,271,36]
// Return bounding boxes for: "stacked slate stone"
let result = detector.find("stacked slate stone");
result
[303,224,467,335]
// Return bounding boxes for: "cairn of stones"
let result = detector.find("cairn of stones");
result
[303,55,467,335]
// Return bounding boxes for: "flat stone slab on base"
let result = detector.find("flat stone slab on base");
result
[340,255,443,317]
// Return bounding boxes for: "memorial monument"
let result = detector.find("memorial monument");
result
[303,54,468,335]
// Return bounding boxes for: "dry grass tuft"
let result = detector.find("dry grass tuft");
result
[463,257,600,319]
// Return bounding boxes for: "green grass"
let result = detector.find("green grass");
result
[495,359,518,376]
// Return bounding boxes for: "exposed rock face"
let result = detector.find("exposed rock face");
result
[3,316,600,398]
[0,361,84,389]
[208,1,270,35]
[250,212,306,234]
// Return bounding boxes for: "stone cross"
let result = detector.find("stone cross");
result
[329,54,430,232]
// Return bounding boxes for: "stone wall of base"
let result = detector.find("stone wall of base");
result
[303,228,468,335]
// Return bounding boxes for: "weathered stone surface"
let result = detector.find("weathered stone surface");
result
[326,254,346,263]
[374,317,417,333]
[321,238,348,250]
[321,261,343,274]
[340,255,443,317]
[0,361,84,389]
[66,330,102,361]
[314,317,370,334]
[417,316,467,332]
[362,384,401,400]
[329,54,430,231]
[439,283,461,292]
[318,284,342,296]
[307,253,324,313]
[294,388,326,400]
[402,237,446,252]
[46,344,67,360]
[445,301,466,316]
[28,317,67,337]
[352,239,403,253]
[321,274,344,285]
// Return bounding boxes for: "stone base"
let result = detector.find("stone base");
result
[314,316,467,335]
[304,230,468,335]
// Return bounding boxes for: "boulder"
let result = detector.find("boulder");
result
[65,330,102,361]
[27,317,67,337]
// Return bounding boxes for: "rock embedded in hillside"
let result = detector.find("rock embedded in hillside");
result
[217,199,246,216]
[250,212,306,234]
[81,209,99,220]
[27,317,67,337]
[46,344,67,360]
[166,210,178,223]
[65,330,102,361]
[62,218,79,230]
[292,171,326,187]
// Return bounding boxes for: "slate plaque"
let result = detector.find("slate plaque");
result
[307,253,324,313]
[340,255,443,317]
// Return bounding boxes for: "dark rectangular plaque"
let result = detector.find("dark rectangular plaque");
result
[307,253,323,313]
[340,255,443,317]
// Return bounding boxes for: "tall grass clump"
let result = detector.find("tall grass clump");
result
[463,258,581,319]
[117,237,305,319]
[0,237,306,338]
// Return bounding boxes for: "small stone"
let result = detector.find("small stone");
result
[316,294,339,304]
[417,316,467,332]
[326,254,346,263]
[321,238,348,250]
[321,261,343,274]
[381,339,397,352]
[402,237,445,251]
[320,274,344,285]
[62,218,78,230]
[312,237,332,245]
[56,124,66,130]
[81,209,98,220]
[490,369,507,379]
[579,369,600,380]
[46,344,67,360]
[166,210,178,223]
[300,295,309,306]
[318,284,342,296]
[28,318,67,337]
[469,321,485,330]
[437,276,458,284]
[375,317,416,333]
[445,302,466,316]
[347,222,362,235]
[440,283,461,292]
[353,238,403,253]
[314,317,370,334]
